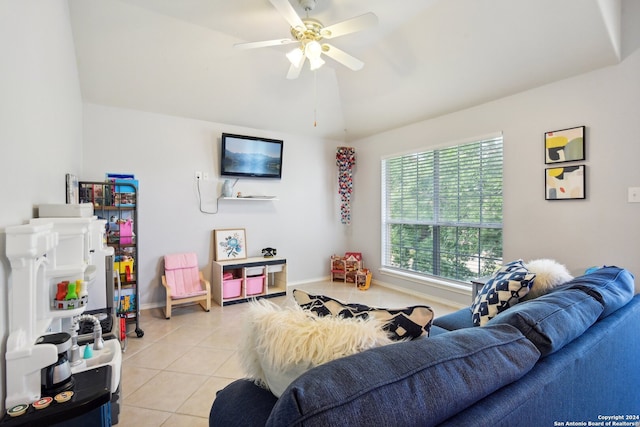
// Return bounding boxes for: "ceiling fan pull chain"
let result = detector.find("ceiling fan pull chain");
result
[314,70,318,127]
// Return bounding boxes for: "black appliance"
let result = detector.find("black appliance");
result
[36,332,74,394]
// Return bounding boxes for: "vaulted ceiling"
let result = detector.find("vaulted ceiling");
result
[68,0,622,141]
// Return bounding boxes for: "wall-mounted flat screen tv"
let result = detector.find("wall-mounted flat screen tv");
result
[220,133,284,179]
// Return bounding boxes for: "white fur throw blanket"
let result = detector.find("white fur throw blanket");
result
[239,299,393,397]
[524,258,574,299]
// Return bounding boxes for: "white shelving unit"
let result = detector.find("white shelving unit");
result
[211,256,287,306]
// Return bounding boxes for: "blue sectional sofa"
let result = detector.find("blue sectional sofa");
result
[209,267,640,426]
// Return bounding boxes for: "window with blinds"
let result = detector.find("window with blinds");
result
[381,135,503,282]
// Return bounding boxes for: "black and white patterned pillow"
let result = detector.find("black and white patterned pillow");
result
[292,289,434,340]
[471,259,536,327]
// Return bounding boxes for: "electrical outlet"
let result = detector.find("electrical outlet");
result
[203,172,210,181]
[195,171,202,180]
[628,187,640,203]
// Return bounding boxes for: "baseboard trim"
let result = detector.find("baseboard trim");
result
[141,276,470,311]
[371,279,468,310]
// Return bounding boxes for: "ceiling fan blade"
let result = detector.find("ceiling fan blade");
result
[321,44,364,71]
[269,0,305,30]
[234,38,296,50]
[320,12,378,39]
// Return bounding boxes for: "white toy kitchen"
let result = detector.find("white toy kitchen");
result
[2,204,122,426]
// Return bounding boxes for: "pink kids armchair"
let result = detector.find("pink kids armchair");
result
[161,252,211,319]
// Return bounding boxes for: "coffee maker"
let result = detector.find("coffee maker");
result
[36,332,74,394]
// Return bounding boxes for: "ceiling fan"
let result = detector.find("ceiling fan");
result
[234,0,378,79]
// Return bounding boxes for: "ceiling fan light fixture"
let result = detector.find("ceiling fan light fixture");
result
[286,47,304,66]
[304,40,322,60]
[309,55,325,71]
[305,40,325,70]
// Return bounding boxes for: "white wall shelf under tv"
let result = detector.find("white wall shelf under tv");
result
[220,196,278,201]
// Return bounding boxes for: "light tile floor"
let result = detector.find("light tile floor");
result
[116,281,457,426]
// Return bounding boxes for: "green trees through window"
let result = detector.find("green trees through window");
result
[382,135,503,282]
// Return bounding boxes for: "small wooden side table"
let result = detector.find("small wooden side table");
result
[470,276,491,303]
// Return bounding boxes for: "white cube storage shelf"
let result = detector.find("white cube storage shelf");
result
[212,257,287,306]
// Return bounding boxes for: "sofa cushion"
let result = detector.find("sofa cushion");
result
[439,295,640,427]
[210,379,278,427]
[486,287,604,357]
[292,289,434,340]
[471,260,536,326]
[427,325,450,336]
[561,266,634,319]
[432,307,475,331]
[266,323,540,427]
[238,299,393,397]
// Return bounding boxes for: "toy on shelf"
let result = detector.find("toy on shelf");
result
[115,254,134,282]
[56,281,68,301]
[66,282,78,300]
[54,279,88,310]
[107,218,134,245]
[262,247,277,258]
[117,288,136,317]
[330,252,363,283]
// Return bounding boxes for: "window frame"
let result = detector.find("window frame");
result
[380,133,504,284]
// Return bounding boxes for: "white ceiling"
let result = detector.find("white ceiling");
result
[68,0,621,141]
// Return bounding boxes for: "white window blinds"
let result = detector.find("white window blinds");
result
[381,135,503,282]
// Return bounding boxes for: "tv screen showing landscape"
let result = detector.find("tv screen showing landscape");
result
[221,133,283,179]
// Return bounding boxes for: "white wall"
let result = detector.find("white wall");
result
[351,48,640,306]
[81,104,349,308]
[0,0,83,413]
[1,0,638,412]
